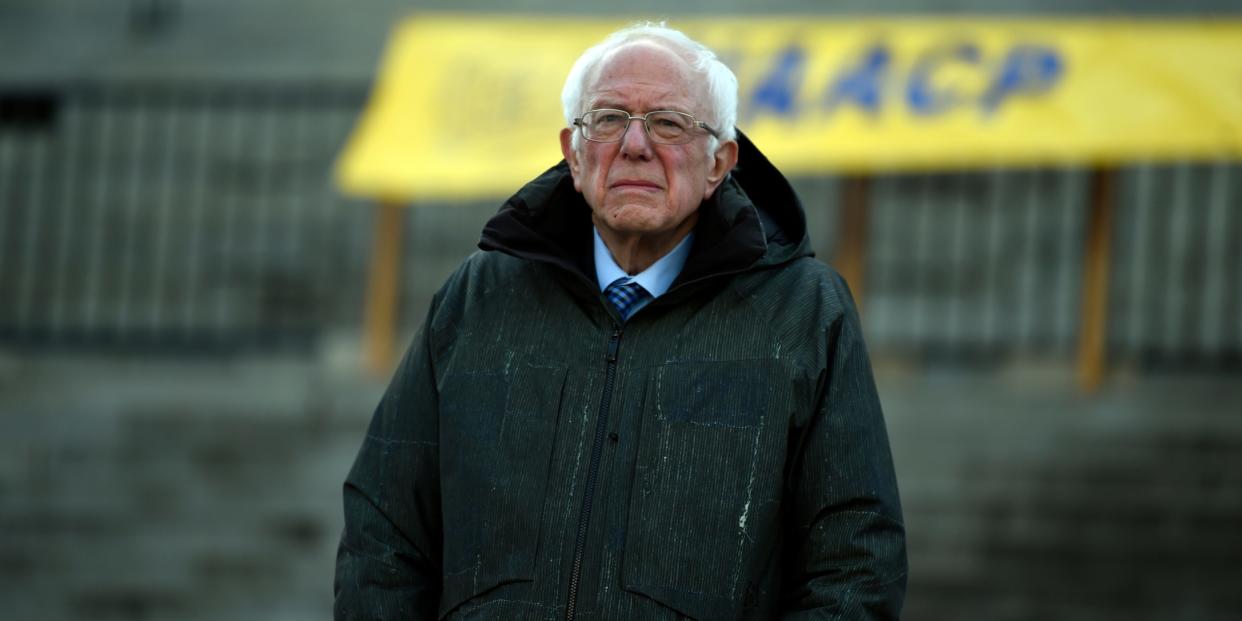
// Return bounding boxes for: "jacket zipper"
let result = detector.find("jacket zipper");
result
[564,324,623,621]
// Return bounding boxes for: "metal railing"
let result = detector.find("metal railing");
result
[1,83,1238,369]
[0,83,371,352]
[846,165,1241,367]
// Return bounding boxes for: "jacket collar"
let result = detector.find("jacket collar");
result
[478,130,810,292]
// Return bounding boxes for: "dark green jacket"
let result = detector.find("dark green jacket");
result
[335,133,907,620]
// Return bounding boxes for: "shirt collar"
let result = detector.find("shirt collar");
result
[593,227,694,298]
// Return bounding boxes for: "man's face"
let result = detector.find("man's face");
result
[560,41,737,249]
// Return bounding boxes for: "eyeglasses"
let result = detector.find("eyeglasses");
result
[573,108,720,145]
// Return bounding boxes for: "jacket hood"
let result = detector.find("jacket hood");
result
[478,130,812,289]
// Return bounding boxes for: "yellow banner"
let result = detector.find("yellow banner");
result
[336,16,1242,201]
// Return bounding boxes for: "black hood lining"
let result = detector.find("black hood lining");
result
[478,129,811,290]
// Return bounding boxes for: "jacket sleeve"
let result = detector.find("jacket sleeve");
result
[334,308,444,620]
[781,277,907,620]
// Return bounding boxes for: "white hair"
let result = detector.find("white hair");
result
[560,22,739,154]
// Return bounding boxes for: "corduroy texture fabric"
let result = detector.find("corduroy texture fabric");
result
[605,279,652,321]
[335,132,907,620]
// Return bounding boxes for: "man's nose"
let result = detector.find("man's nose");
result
[619,117,654,158]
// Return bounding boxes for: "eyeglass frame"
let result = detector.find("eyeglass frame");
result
[572,108,721,145]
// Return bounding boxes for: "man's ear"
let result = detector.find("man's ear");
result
[703,139,739,200]
[559,128,583,192]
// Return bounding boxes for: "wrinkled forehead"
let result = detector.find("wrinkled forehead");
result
[583,40,708,111]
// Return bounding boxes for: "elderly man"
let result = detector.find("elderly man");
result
[336,23,906,620]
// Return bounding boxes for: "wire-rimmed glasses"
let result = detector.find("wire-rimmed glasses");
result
[573,109,720,145]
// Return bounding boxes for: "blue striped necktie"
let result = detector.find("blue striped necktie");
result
[605,278,651,321]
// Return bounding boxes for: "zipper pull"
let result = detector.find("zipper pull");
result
[605,326,622,362]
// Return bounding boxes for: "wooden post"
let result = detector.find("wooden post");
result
[835,175,871,312]
[1077,168,1116,393]
[363,200,404,375]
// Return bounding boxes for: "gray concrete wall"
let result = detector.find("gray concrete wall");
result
[4,354,1241,620]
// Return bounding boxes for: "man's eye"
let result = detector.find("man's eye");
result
[594,113,626,124]
[654,118,683,128]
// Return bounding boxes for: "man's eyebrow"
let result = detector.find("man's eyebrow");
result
[587,99,627,111]
[587,100,693,114]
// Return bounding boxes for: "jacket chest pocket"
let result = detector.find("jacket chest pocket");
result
[437,363,567,617]
[623,360,787,620]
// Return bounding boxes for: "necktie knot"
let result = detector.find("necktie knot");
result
[605,279,651,321]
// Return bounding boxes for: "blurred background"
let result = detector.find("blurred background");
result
[2,1,1241,620]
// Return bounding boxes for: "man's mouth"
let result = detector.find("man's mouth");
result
[611,179,662,190]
